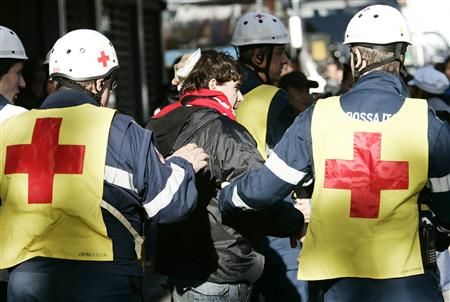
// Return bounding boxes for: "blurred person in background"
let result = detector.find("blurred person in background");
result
[435,56,450,103]
[336,63,354,95]
[408,65,450,122]
[323,60,343,96]
[278,71,318,114]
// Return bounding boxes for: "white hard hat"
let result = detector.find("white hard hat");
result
[231,12,289,46]
[49,29,119,81]
[43,49,51,65]
[343,5,411,46]
[0,25,28,60]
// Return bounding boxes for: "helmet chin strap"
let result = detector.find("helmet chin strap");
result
[253,47,274,84]
[237,45,274,84]
[352,43,407,81]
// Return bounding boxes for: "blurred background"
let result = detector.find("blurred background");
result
[2,0,449,124]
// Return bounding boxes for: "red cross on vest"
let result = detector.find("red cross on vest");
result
[324,132,409,218]
[4,118,86,204]
[97,51,110,67]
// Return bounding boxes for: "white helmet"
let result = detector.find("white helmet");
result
[343,5,411,46]
[231,12,289,46]
[49,29,119,81]
[0,25,28,60]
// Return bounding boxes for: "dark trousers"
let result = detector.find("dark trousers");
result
[251,236,309,302]
[309,268,443,302]
[7,270,143,302]
[1,281,7,302]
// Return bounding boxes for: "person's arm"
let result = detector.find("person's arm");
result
[428,120,450,225]
[128,121,207,224]
[225,197,304,237]
[426,117,450,250]
[219,107,314,215]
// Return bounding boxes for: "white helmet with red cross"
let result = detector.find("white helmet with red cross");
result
[49,29,119,81]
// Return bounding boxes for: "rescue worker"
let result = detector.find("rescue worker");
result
[231,12,309,301]
[232,12,293,159]
[0,24,28,301]
[0,25,28,122]
[0,29,208,302]
[147,49,304,302]
[220,5,450,302]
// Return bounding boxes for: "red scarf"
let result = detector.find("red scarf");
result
[153,89,236,121]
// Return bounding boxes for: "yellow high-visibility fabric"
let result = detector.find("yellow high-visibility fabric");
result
[0,104,115,268]
[299,97,428,280]
[236,85,279,159]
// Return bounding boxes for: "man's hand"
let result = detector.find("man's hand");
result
[171,143,208,172]
[290,198,311,247]
[294,198,311,223]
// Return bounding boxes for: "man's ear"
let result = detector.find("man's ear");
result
[95,78,105,91]
[351,48,366,71]
[251,48,265,67]
[208,78,217,90]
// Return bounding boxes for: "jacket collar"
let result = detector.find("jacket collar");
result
[40,88,99,109]
[240,64,265,95]
[352,71,409,97]
[0,95,9,110]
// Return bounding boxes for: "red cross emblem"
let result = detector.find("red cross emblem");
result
[4,118,86,204]
[324,132,409,218]
[97,51,110,67]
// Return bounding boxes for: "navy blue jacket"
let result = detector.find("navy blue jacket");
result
[221,71,450,226]
[12,88,199,276]
[0,95,8,110]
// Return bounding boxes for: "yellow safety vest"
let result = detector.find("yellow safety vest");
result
[236,85,279,159]
[0,104,115,268]
[299,96,428,280]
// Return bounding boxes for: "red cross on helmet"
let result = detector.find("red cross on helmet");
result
[49,29,119,81]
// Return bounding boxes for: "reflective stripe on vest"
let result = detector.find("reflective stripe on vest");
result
[236,85,279,159]
[0,104,115,268]
[299,96,428,280]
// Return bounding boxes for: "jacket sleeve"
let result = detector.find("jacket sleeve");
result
[219,107,314,216]
[127,119,198,224]
[427,115,450,227]
[206,118,303,237]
